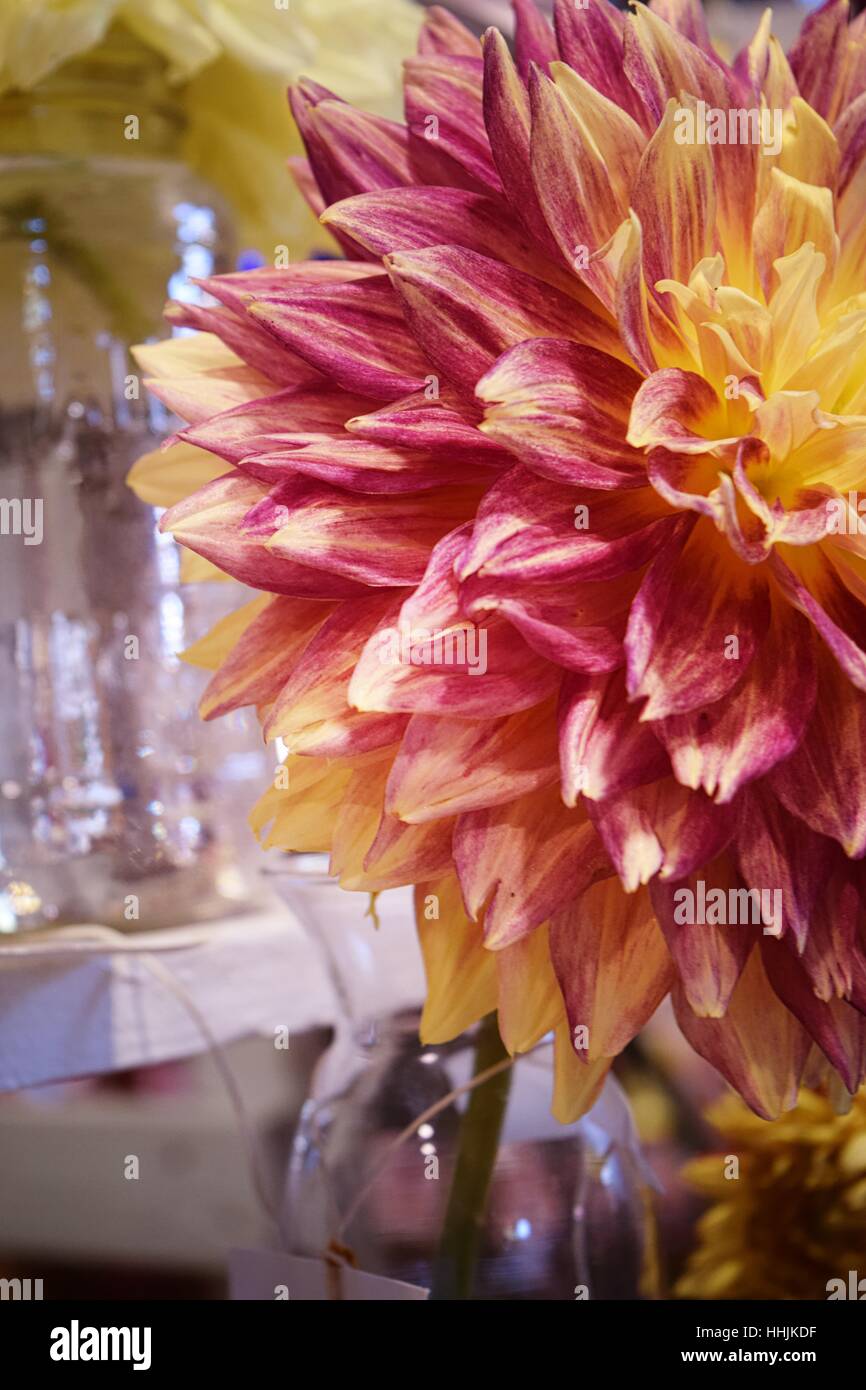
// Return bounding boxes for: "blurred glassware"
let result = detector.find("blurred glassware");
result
[271,857,655,1300]
[0,27,271,932]
[0,2,421,258]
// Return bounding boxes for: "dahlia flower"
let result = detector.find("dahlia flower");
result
[130,0,866,1124]
[677,1087,866,1299]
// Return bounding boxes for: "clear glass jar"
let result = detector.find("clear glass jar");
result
[0,27,271,931]
[287,1014,654,1301]
[273,857,654,1301]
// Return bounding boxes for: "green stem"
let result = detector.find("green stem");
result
[431,1013,512,1301]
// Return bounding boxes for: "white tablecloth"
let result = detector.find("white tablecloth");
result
[0,882,425,1092]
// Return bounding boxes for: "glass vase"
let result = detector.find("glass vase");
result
[272,856,654,1301]
[0,26,271,932]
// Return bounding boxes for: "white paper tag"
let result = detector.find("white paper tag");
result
[229,1247,429,1301]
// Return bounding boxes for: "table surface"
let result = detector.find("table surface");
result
[0,884,425,1092]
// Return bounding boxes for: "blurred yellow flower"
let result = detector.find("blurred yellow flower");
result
[677,1088,866,1300]
[0,0,421,251]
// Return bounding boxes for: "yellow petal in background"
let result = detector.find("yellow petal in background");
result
[132,332,244,379]
[0,0,116,91]
[0,0,421,255]
[180,593,271,671]
[119,0,219,83]
[178,0,422,254]
[179,549,231,583]
[126,440,225,509]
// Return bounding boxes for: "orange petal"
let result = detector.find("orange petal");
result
[550,880,674,1057]
[330,758,453,892]
[672,946,809,1119]
[249,755,353,853]
[631,98,716,314]
[529,61,645,310]
[415,875,498,1043]
[495,926,563,1054]
[386,699,559,824]
[651,855,756,1017]
[552,1025,611,1124]
[197,596,332,721]
[455,783,609,949]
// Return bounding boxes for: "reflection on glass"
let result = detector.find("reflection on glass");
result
[0,29,271,932]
